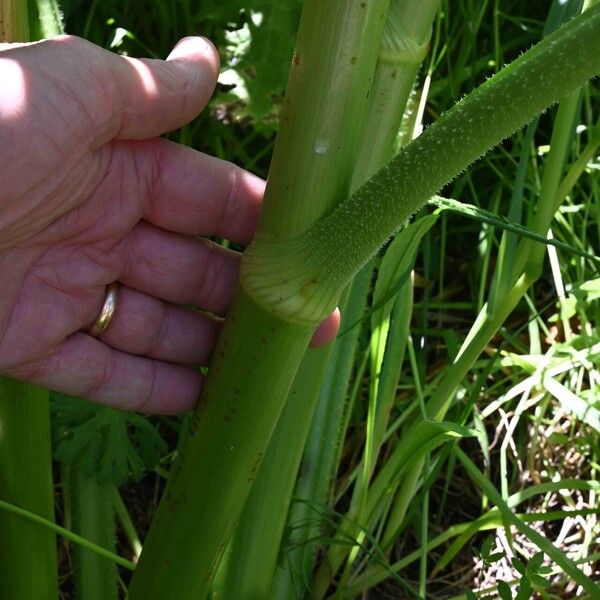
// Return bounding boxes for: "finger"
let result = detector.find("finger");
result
[140,139,265,244]
[96,285,221,364]
[309,309,341,348]
[121,221,241,315]
[11,333,201,414]
[106,36,220,140]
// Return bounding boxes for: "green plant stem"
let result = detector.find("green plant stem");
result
[0,0,28,39]
[26,0,62,38]
[128,2,390,597]
[113,489,142,559]
[129,291,314,599]
[270,266,373,598]
[215,347,333,599]
[212,5,433,594]
[0,498,135,570]
[255,1,390,238]
[358,0,440,178]
[242,4,600,325]
[0,381,58,599]
[379,83,585,551]
[71,464,117,600]
[275,4,439,594]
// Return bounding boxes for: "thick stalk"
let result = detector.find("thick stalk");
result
[0,381,57,599]
[0,0,28,39]
[359,0,440,177]
[379,89,584,550]
[130,291,313,599]
[0,3,58,599]
[70,465,117,600]
[128,3,390,598]
[216,348,332,600]
[242,5,600,325]
[377,91,585,557]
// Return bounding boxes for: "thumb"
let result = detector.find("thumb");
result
[111,36,220,139]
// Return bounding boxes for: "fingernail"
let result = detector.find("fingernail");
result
[167,36,217,62]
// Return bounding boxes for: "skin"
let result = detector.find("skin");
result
[0,35,339,414]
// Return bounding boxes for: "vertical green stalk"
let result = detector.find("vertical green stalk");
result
[0,2,59,599]
[214,348,334,600]
[70,465,117,600]
[129,5,390,597]
[297,3,439,593]
[0,381,58,599]
[0,0,28,39]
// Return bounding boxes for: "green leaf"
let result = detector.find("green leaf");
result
[212,0,303,126]
[478,536,504,565]
[529,574,551,589]
[543,376,600,433]
[512,557,527,576]
[429,196,600,264]
[488,552,505,564]
[515,576,532,600]
[528,551,544,572]
[464,589,478,600]
[497,580,513,600]
[479,536,494,558]
[51,395,167,487]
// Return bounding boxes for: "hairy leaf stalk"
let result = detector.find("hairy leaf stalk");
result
[242,4,600,326]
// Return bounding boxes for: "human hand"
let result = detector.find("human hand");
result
[0,36,338,414]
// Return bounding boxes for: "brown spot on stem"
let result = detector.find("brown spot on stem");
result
[351,56,357,64]
[293,53,300,66]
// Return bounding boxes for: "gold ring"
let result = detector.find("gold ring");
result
[88,282,119,338]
